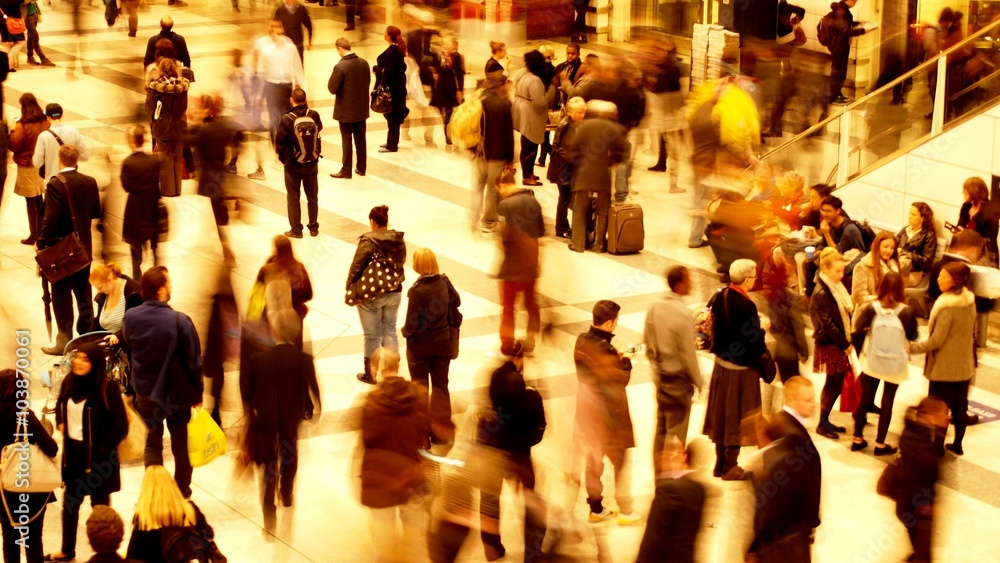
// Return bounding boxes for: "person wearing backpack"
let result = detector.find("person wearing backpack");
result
[274,87,322,238]
[822,0,876,104]
[850,271,918,455]
[469,69,513,233]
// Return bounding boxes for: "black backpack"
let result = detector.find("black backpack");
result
[853,219,878,251]
[286,112,321,164]
[161,519,227,563]
[817,10,836,47]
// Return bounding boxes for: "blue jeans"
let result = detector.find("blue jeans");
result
[357,292,401,357]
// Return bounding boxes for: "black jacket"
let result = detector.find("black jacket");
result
[37,169,102,258]
[328,52,371,123]
[547,117,575,185]
[402,274,462,353]
[241,344,320,460]
[896,407,943,522]
[273,4,313,47]
[430,51,466,109]
[710,288,767,368]
[479,86,514,161]
[92,276,143,338]
[121,151,161,245]
[346,230,406,292]
[374,44,407,116]
[143,30,191,69]
[145,76,190,141]
[958,201,999,266]
[567,117,628,193]
[275,103,323,166]
[635,473,705,563]
[126,502,210,563]
[54,379,129,498]
[184,119,231,201]
[484,361,546,454]
[897,227,938,273]
[810,277,850,350]
[828,1,866,57]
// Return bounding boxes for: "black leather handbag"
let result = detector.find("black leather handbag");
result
[370,83,393,114]
[34,175,91,283]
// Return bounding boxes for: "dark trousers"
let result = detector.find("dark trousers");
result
[61,438,111,556]
[256,419,301,510]
[653,379,694,470]
[775,356,800,384]
[539,130,551,164]
[440,105,455,144]
[829,51,849,102]
[479,451,546,561]
[584,443,632,514]
[294,42,305,63]
[498,279,540,354]
[339,120,367,175]
[25,13,47,59]
[928,380,970,448]
[407,347,453,442]
[572,1,587,35]
[556,183,571,234]
[904,514,933,563]
[129,239,159,280]
[820,371,846,428]
[428,520,470,563]
[24,195,43,238]
[121,0,138,35]
[1,492,46,563]
[519,135,538,180]
[385,112,405,150]
[51,266,94,347]
[571,191,609,251]
[284,163,319,233]
[853,374,898,443]
[155,138,182,197]
[265,81,293,144]
[135,395,193,498]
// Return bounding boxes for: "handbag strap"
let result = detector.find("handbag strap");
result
[45,129,65,146]
[53,173,81,238]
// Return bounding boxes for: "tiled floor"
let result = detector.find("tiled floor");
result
[1,2,1000,561]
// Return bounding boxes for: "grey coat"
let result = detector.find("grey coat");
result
[910,288,976,382]
[328,52,372,123]
[644,292,704,389]
[511,69,556,144]
[566,117,629,193]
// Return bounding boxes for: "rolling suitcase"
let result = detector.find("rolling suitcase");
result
[607,203,644,254]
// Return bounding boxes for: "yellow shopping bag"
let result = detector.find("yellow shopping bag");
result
[247,282,266,323]
[187,408,227,467]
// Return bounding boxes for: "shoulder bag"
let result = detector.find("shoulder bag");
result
[35,174,92,283]
[0,414,61,494]
[345,246,402,306]
[370,75,393,114]
[3,13,25,35]
[443,275,463,360]
[38,129,64,179]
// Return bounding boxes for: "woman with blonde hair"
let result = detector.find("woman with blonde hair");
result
[810,248,855,440]
[89,262,142,346]
[127,465,221,562]
[401,248,462,443]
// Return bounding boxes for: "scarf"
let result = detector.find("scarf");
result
[928,287,975,330]
[819,272,853,335]
[65,342,106,403]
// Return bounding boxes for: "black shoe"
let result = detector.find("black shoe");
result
[284,230,303,239]
[536,160,546,167]
[355,169,365,176]
[851,439,868,451]
[378,147,397,153]
[556,230,571,239]
[816,425,839,440]
[20,236,37,245]
[309,228,319,237]
[345,25,356,31]
[330,170,352,179]
[647,164,666,172]
[874,444,898,456]
[280,493,293,507]
[831,95,852,105]
[946,443,964,456]
[830,423,847,433]
[356,373,376,385]
[26,56,39,65]
[43,554,75,562]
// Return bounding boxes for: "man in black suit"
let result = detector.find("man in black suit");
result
[37,145,102,355]
[241,309,320,530]
[142,17,191,70]
[748,376,821,562]
[635,439,706,563]
[327,37,370,180]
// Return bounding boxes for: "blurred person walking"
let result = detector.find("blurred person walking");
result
[347,205,406,384]
[512,50,557,186]
[810,248,855,440]
[327,37,370,179]
[496,169,543,356]
[255,20,305,144]
[547,96,585,239]
[478,341,547,561]
[255,234,313,348]
[9,93,48,246]
[24,0,54,65]
[703,260,768,478]
[122,266,204,498]
[0,369,59,563]
[185,95,234,258]
[401,248,461,444]
[574,300,642,524]
[635,440,705,563]
[373,26,408,153]
[470,69,514,234]
[358,347,432,563]
[37,145,101,355]
[909,262,977,456]
[760,261,809,416]
[33,103,90,187]
[644,266,704,460]
[275,87,322,238]
[120,125,162,279]
[145,58,189,198]
[47,342,128,563]
[119,0,138,38]
[641,39,687,194]
[241,309,320,529]
[273,0,313,63]
[430,35,465,150]
[826,0,874,104]
[895,398,948,563]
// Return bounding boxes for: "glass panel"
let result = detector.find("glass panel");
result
[844,85,931,181]
[943,33,1000,126]
[759,114,843,189]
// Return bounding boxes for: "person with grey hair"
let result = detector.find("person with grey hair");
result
[241,308,320,528]
[703,258,769,479]
[548,96,586,238]
[328,36,371,179]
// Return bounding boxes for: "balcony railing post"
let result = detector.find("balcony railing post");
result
[837,111,851,187]
[932,55,947,135]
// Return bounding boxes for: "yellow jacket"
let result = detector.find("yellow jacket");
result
[687,79,760,164]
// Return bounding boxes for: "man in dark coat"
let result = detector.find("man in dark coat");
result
[38,145,102,355]
[241,309,320,529]
[574,300,641,524]
[496,170,544,355]
[896,398,947,563]
[472,71,514,233]
[748,376,821,562]
[120,125,161,279]
[827,0,872,104]
[142,17,191,69]
[328,37,371,179]
[635,440,706,563]
[275,87,323,238]
[273,0,313,63]
[565,100,629,253]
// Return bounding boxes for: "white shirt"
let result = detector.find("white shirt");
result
[66,398,86,441]
[255,35,304,86]
[32,123,91,185]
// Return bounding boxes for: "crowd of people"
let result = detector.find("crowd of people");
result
[0,0,998,562]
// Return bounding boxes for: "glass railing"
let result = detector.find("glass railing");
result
[755,17,1000,189]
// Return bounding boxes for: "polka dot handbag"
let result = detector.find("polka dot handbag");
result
[345,252,402,306]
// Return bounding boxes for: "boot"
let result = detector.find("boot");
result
[713,444,725,477]
[720,446,741,477]
[20,198,39,245]
[648,137,666,172]
[356,356,375,385]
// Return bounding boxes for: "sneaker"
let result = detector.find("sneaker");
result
[588,508,617,524]
[248,168,265,180]
[617,511,643,526]
[26,56,39,65]
[224,163,237,175]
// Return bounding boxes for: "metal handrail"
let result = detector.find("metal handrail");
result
[759,16,1000,161]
